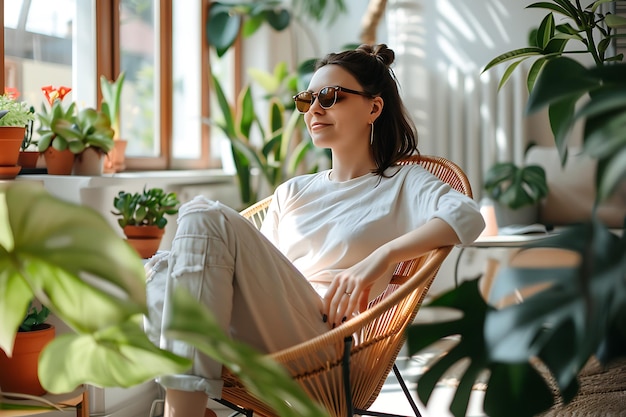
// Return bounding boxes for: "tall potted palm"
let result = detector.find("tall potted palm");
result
[406,1,626,417]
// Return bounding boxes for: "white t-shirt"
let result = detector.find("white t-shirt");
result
[260,164,484,296]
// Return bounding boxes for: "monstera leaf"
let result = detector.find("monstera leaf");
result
[0,182,190,392]
[407,219,626,417]
[406,280,555,417]
[164,287,327,417]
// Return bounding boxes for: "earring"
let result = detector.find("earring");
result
[370,122,374,146]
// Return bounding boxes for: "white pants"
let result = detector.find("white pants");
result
[145,196,329,398]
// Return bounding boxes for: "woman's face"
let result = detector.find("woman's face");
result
[302,65,379,153]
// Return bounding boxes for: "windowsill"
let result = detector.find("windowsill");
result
[14,169,235,204]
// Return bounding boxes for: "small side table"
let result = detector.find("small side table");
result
[455,232,554,299]
[0,386,88,417]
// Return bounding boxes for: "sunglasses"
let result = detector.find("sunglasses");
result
[293,86,372,113]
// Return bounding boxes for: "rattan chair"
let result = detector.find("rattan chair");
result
[217,155,473,417]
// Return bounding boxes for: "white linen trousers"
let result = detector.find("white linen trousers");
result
[145,196,329,398]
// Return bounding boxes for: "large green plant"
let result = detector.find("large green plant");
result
[206,0,347,57]
[0,182,325,417]
[210,71,328,207]
[484,162,548,209]
[407,1,626,416]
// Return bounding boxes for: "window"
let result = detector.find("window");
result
[2,0,227,170]
[3,0,76,111]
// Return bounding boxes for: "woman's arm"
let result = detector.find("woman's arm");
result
[323,217,460,327]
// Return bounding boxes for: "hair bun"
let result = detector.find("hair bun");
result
[357,43,395,67]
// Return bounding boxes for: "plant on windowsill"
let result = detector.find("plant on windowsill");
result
[17,105,40,170]
[0,302,53,396]
[111,187,181,259]
[0,181,325,417]
[37,86,115,175]
[406,1,626,417]
[100,71,128,173]
[0,92,36,179]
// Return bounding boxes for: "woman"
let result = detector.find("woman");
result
[148,44,485,417]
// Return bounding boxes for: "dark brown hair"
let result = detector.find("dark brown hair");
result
[316,44,419,175]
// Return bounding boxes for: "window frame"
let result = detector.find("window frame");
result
[1,0,237,171]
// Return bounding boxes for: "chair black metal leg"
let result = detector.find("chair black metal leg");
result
[212,397,254,417]
[392,363,422,417]
[354,363,422,417]
[342,336,355,417]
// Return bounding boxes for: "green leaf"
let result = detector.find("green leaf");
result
[264,8,291,31]
[526,57,547,92]
[0,183,147,345]
[527,2,574,17]
[39,319,191,393]
[550,0,581,20]
[248,68,280,93]
[482,47,544,73]
[605,14,626,28]
[526,57,600,114]
[164,288,327,417]
[236,86,255,140]
[597,145,626,201]
[536,13,555,49]
[486,221,626,389]
[498,60,525,91]
[548,96,579,161]
[242,14,264,37]
[211,74,236,138]
[407,280,555,417]
[206,7,241,54]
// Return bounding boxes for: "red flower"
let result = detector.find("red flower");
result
[4,87,20,99]
[41,85,72,106]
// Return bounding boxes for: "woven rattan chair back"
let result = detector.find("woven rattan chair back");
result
[222,155,473,417]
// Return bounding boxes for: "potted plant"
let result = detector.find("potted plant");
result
[37,87,115,176]
[483,161,548,227]
[210,69,329,209]
[406,1,626,417]
[0,302,53,396]
[17,105,40,170]
[100,71,128,173]
[0,92,36,179]
[111,187,181,258]
[0,181,323,417]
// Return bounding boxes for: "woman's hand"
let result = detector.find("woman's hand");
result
[322,218,461,328]
[323,248,391,328]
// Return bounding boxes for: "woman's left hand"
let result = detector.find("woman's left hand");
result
[323,248,391,328]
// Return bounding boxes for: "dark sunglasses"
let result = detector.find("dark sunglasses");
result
[293,86,372,113]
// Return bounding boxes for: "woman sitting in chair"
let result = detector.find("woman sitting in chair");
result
[149,43,485,417]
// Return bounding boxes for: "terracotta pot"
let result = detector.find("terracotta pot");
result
[123,225,165,258]
[73,147,105,176]
[43,148,75,175]
[0,165,21,180]
[18,151,40,170]
[104,139,128,173]
[0,324,55,395]
[0,126,26,166]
